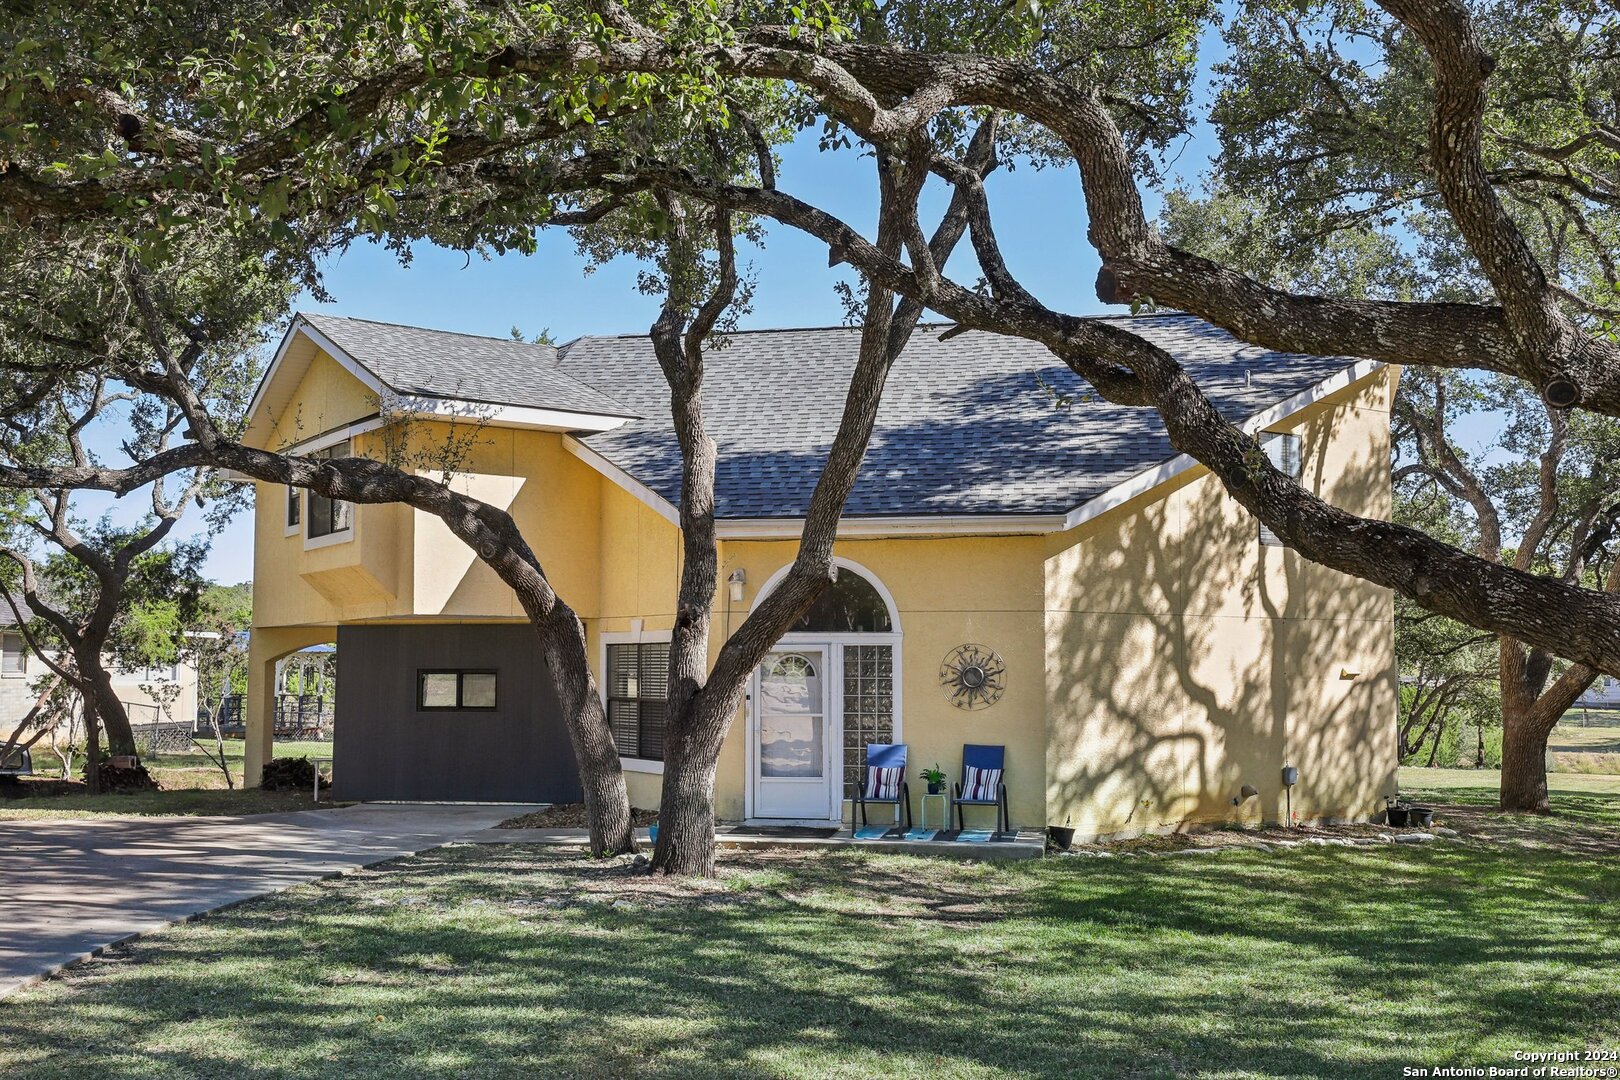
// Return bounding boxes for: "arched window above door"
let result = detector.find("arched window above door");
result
[790,567,894,633]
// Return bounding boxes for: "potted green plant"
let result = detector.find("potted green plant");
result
[920,765,947,796]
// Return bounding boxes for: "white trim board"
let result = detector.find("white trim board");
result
[391,393,632,434]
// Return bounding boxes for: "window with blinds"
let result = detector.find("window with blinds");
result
[607,641,669,761]
[1,632,25,677]
[842,644,894,798]
[1259,432,1303,547]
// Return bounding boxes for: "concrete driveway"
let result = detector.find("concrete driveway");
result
[0,802,532,999]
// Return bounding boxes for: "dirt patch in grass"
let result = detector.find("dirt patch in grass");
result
[1066,803,1620,858]
[496,803,659,829]
[0,776,85,799]
[1406,800,1620,855]
[431,845,1025,923]
[1073,818,1406,856]
[0,784,349,819]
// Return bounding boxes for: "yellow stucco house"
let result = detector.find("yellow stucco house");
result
[243,312,1399,838]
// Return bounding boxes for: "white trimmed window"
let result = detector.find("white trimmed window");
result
[1259,432,1302,547]
[606,641,669,761]
[1,632,25,677]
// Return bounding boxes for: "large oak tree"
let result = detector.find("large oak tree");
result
[6,0,1620,820]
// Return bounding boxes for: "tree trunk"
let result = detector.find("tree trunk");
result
[536,612,634,856]
[81,663,137,759]
[652,728,722,877]
[1499,708,1551,812]
[1496,637,1596,811]
[650,691,740,876]
[83,701,101,794]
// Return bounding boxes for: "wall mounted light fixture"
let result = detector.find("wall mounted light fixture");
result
[727,568,746,603]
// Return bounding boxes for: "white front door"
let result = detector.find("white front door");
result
[752,647,837,820]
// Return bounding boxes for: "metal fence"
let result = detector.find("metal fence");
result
[134,721,199,755]
[212,693,334,741]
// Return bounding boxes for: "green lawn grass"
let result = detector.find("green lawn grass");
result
[0,739,341,819]
[1400,765,1620,799]
[1550,722,1620,754]
[0,786,344,819]
[3,803,1617,1079]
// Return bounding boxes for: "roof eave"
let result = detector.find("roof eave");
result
[1060,357,1385,533]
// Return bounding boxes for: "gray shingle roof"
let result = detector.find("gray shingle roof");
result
[301,313,637,419]
[0,593,38,628]
[558,314,1363,518]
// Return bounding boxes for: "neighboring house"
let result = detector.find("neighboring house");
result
[242,312,1399,837]
[1,599,41,735]
[1576,676,1620,710]
[0,600,200,740]
[106,658,200,729]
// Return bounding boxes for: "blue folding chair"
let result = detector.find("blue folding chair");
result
[952,744,1009,834]
[853,742,912,832]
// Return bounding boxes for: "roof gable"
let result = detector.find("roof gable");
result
[244,314,639,448]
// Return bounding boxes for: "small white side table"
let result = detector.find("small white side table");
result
[919,791,948,832]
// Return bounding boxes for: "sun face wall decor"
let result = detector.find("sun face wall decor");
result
[939,643,1006,710]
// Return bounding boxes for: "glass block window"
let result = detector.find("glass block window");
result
[607,641,669,761]
[1259,432,1302,547]
[842,644,894,798]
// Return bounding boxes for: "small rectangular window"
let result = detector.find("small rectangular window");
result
[307,441,352,539]
[417,670,498,711]
[286,486,301,528]
[606,641,669,761]
[1,633,25,676]
[1259,432,1303,547]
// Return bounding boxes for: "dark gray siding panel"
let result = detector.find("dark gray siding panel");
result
[334,624,582,803]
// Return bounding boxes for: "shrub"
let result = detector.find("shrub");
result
[260,756,317,791]
[85,760,158,793]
